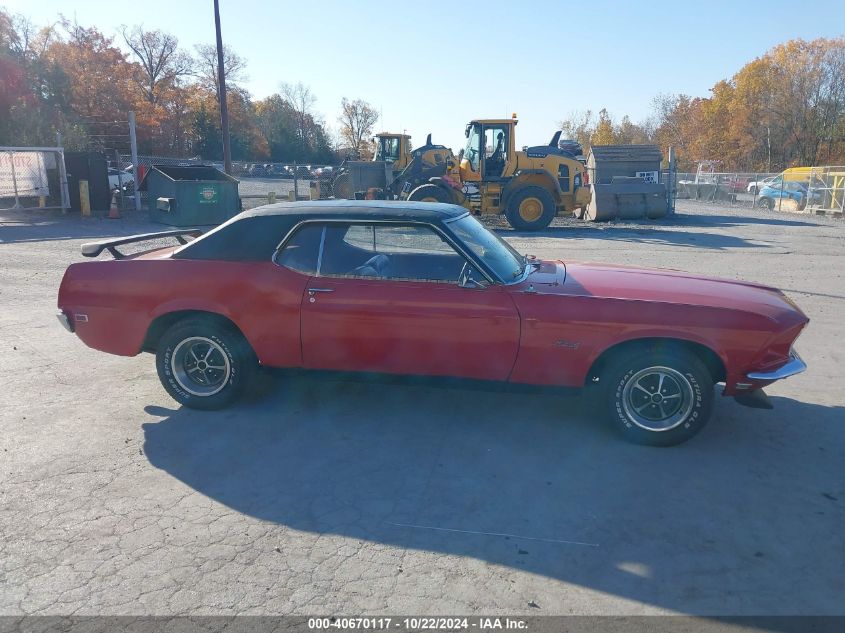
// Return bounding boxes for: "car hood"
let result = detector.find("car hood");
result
[515,260,806,324]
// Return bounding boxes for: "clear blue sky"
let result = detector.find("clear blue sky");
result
[5,0,844,151]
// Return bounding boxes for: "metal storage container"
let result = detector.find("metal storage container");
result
[139,165,240,226]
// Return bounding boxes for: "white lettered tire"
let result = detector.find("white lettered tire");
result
[155,317,257,410]
[601,347,714,446]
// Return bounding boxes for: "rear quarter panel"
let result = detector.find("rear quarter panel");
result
[58,258,307,366]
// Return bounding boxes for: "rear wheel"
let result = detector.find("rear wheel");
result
[505,186,556,231]
[757,196,774,210]
[155,317,257,410]
[408,183,454,204]
[600,347,714,446]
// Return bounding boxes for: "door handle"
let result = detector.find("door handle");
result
[308,288,335,294]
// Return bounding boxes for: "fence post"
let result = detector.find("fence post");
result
[293,161,298,200]
[9,150,21,209]
[113,149,124,211]
[666,146,675,214]
[731,173,737,207]
[752,174,758,208]
[129,111,141,212]
[57,148,70,212]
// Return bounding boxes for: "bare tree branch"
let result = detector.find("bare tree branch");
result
[122,25,192,104]
[194,43,247,98]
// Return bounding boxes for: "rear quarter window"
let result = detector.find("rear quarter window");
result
[276,225,323,274]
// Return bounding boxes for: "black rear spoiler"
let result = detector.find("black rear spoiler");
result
[81,229,204,259]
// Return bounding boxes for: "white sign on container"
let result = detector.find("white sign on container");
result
[636,171,659,184]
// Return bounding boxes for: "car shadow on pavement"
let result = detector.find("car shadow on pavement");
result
[685,213,821,228]
[495,209,822,240]
[142,374,844,617]
[502,227,770,250]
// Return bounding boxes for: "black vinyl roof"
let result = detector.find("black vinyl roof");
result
[175,200,468,262]
[243,199,466,221]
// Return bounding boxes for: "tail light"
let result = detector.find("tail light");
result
[582,169,590,185]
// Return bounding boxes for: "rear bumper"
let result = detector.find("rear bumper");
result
[56,311,73,333]
[747,349,806,381]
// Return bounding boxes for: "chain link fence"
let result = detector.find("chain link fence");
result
[234,162,333,210]
[8,143,841,218]
[672,168,845,215]
[804,166,845,215]
[0,147,70,211]
[674,172,778,208]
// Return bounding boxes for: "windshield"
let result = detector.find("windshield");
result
[375,137,401,163]
[449,214,524,282]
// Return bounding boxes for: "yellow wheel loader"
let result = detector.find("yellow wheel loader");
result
[332,132,415,199]
[406,116,591,231]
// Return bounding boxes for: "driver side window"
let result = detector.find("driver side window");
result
[320,224,469,283]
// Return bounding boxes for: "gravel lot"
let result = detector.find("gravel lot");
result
[0,201,842,617]
[238,177,312,209]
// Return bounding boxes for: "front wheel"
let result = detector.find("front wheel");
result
[600,347,714,446]
[757,196,774,210]
[156,317,257,410]
[505,186,556,231]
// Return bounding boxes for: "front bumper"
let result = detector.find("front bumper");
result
[747,349,806,381]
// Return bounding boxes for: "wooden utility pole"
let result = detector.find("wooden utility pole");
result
[214,0,232,175]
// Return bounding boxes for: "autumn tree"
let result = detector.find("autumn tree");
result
[559,108,655,153]
[653,38,845,170]
[48,21,136,128]
[338,97,379,158]
[558,110,594,150]
[590,109,616,146]
[0,8,69,146]
[615,115,654,145]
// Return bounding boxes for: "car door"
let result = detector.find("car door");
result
[299,222,520,381]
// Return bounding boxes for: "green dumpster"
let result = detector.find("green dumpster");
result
[139,165,241,226]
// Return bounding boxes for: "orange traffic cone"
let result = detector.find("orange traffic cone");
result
[108,189,121,219]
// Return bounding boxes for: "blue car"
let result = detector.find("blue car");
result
[757,179,819,210]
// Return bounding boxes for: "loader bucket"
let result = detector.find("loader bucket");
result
[584,182,668,221]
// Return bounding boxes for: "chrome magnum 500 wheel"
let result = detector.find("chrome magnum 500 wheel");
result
[601,347,714,446]
[156,317,256,410]
[170,336,231,397]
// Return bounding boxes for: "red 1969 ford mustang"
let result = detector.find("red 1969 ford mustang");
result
[57,201,808,446]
